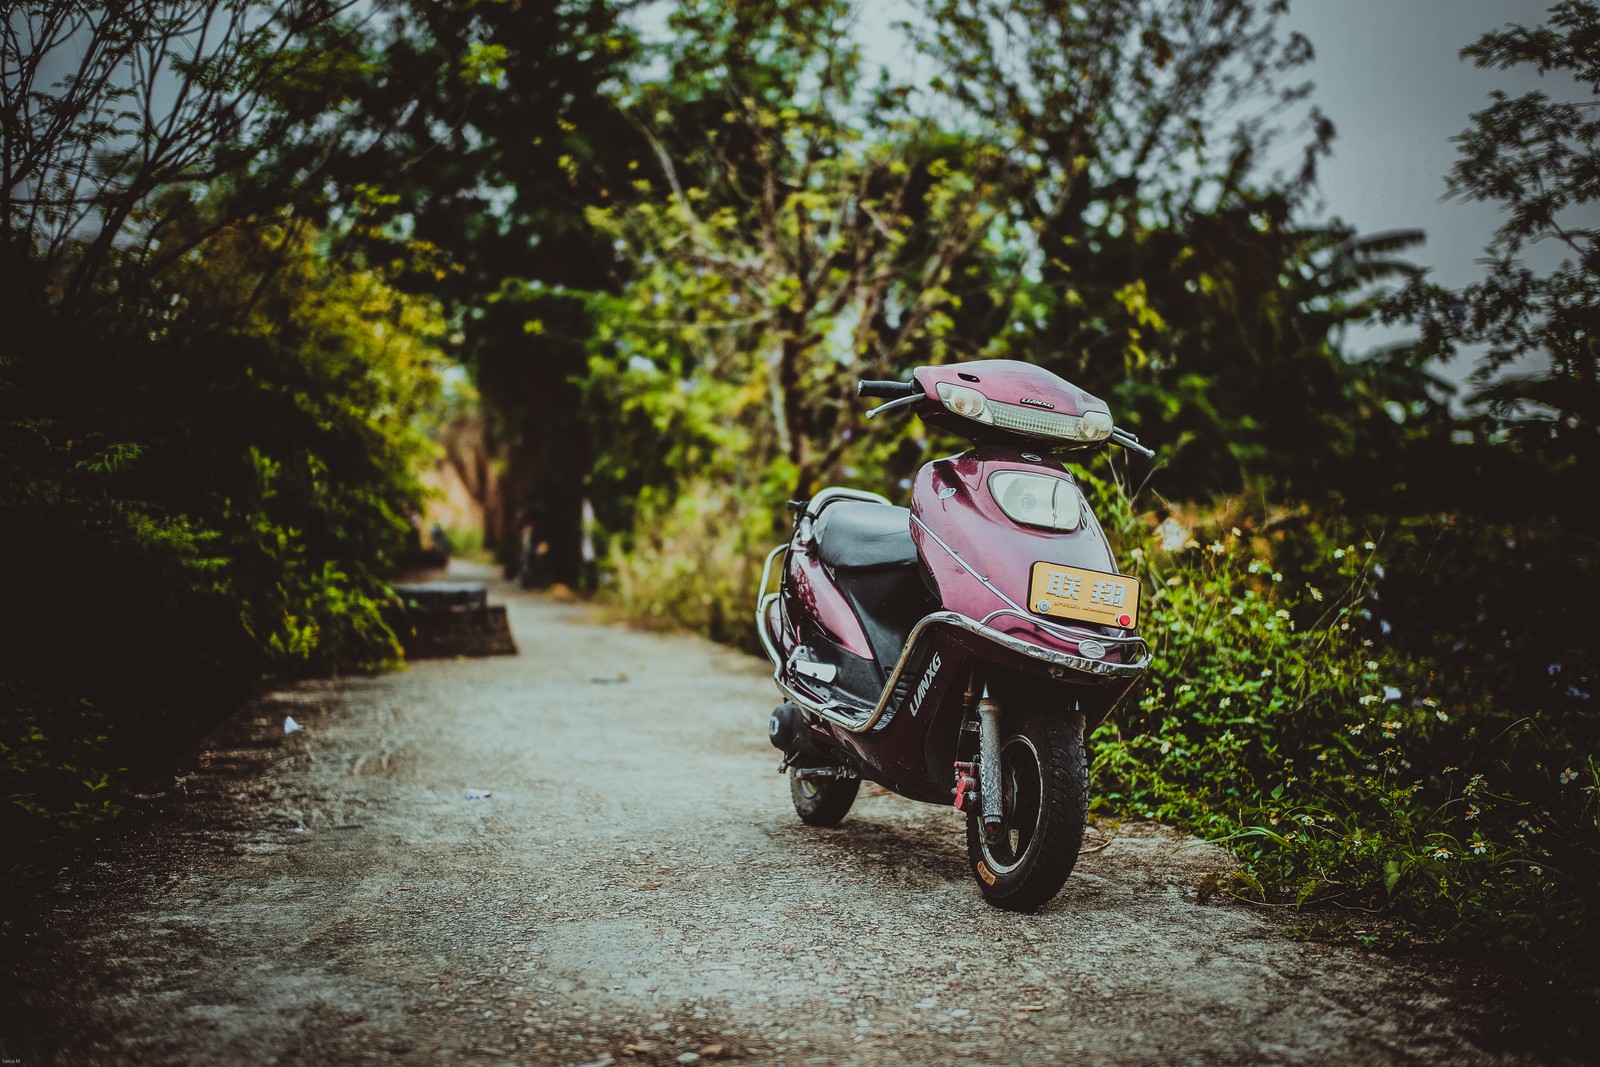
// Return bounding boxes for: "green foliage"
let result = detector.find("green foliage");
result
[1,1,366,313]
[1,215,444,877]
[324,0,645,582]
[1092,485,1599,980]
[1382,1,1600,483]
[599,480,774,652]
[601,0,1012,497]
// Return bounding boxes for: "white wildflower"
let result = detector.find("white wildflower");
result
[1156,517,1193,552]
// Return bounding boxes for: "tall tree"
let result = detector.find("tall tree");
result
[1,1,446,864]
[595,0,1012,497]
[324,0,644,583]
[903,0,1442,496]
[1,0,362,315]
[1384,0,1599,498]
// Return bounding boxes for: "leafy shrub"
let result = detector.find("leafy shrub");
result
[0,226,444,879]
[598,479,776,654]
[1092,477,1599,981]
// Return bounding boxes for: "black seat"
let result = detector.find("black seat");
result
[811,502,918,570]
[809,501,934,680]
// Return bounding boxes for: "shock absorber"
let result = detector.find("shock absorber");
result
[976,684,1004,840]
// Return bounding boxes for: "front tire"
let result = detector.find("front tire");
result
[790,770,860,826]
[965,706,1088,911]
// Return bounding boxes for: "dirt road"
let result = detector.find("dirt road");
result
[0,573,1576,1065]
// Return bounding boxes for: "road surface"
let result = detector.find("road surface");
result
[0,571,1573,1065]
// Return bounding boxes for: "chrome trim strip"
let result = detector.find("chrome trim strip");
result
[978,608,1147,656]
[757,543,788,605]
[763,608,1148,735]
[911,513,1032,621]
[806,486,892,512]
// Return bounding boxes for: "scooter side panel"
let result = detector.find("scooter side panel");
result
[826,621,1140,802]
[787,548,874,661]
[827,626,980,803]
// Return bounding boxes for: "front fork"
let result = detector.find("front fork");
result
[952,665,1006,841]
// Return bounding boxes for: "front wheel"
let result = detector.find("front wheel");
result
[965,706,1088,911]
[790,770,860,826]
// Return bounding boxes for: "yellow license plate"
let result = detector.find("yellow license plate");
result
[1027,562,1140,628]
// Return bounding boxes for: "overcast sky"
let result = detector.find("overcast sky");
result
[1278,0,1568,356]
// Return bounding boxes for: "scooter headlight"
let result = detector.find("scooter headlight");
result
[935,382,994,424]
[989,471,1083,531]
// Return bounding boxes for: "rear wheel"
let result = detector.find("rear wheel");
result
[789,770,860,826]
[965,706,1088,911]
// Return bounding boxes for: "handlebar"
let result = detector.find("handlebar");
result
[856,379,921,400]
[857,376,1154,455]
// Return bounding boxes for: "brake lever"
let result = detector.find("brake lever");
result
[863,394,922,420]
[1110,429,1155,458]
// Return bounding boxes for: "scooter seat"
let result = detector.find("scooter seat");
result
[812,502,918,570]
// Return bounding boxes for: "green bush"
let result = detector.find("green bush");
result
[1091,478,1598,980]
[598,479,776,653]
[0,226,444,879]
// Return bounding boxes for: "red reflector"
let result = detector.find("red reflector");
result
[1118,614,1132,627]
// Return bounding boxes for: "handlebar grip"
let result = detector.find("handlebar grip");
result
[857,379,920,399]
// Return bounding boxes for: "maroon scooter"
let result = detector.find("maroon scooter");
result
[758,359,1154,910]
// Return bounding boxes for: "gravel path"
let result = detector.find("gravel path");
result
[0,573,1576,1065]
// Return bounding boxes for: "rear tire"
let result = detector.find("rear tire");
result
[790,770,860,826]
[965,706,1088,911]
